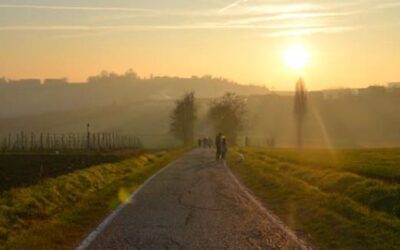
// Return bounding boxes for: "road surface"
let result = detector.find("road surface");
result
[82,149,310,250]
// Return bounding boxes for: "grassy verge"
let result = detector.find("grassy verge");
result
[0,150,184,250]
[256,148,400,181]
[0,151,141,192]
[227,147,400,250]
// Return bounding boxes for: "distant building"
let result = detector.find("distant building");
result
[43,78,68,86]
[9,79,41,86]
[358,85,387,97]
[387,82,400,94]
[308,91,324,101]
[388,82,400,88]
[322,88,355,99]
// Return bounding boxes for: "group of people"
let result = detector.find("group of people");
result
[198,137,213,148]
[197,133,229,161]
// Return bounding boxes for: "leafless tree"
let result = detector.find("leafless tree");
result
[170,92,197,147]
[208,92,247,145]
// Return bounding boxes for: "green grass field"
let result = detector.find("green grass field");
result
[228,147,400,250]
[0,150,184,250]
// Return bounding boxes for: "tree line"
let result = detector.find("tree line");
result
[170,91,247,147]
[170,78,307,148]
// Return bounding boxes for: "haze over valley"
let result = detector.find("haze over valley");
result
[1,71,399,148]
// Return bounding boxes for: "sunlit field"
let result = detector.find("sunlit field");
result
[228,147,400,250]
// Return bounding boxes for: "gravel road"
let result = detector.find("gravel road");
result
[83,149,311,250]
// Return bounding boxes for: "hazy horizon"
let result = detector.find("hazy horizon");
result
[1,70,398,92]
[1,0,399,90]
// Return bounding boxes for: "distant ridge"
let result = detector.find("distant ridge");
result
[0,71,268,117]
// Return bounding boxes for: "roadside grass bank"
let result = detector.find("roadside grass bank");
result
[227,147,400,250]
[0,150,184,250]
[0,151,142,193]
[259,148,400,182]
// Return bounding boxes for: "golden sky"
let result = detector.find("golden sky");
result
[0,0,399,90]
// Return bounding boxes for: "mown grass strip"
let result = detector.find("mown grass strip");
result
[252,148,400,181]
[228,148,400,250]
[0,150,184,250]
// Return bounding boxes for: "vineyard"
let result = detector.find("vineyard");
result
[0,129,143,192]
[0,131,142,152]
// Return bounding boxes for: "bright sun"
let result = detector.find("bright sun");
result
[283,44,310,70]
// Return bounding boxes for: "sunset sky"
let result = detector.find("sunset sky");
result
[0,0,399,90]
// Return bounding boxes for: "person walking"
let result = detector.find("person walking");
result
[215,132,222,160]
[202,137,208,149]
[221,137,228,160]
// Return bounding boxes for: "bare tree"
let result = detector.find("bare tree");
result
[294,78,307,148]
[170,92,197,147]
[208,92,246,145]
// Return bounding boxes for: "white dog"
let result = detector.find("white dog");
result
[237,153,245,162]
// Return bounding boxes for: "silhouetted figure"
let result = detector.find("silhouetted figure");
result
[215,132,222,160]
[202,137,208,149]
[198,138,202,148]
[221,137,228,160]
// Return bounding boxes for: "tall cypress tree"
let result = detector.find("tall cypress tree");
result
[294,78,307,148]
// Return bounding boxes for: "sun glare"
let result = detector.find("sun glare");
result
[283,44,310,70]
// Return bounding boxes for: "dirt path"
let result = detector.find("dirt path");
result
[80,149,311,250]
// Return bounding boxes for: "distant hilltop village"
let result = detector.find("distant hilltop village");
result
[0,74,399,96]
[0,77,68,86]
[0,78,68,87]
[0,71,270,117]
[5,77,399,104]
[310,83,400,99]
[0,71,269,98]
[0,74,399,118]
